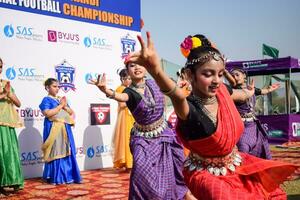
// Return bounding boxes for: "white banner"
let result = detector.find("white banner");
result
[0,3,140,178]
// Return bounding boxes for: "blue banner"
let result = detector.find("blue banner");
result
[0,0,141,31]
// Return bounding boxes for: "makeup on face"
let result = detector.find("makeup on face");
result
[192,59,225,97]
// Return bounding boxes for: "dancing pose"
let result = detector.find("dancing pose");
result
[39,78,81,184]
[113,69,135,170]
[90,66,191,199]
[0,58,24,194]
[224,68,280,159]
[125,32,297,199]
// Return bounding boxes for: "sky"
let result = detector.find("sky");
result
[141,0,300,66]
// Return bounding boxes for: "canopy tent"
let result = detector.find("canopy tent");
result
[226,56,300,75]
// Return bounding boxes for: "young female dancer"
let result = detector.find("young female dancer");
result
[224,68,280,159]
[125,32,297,199]
[89,65,192,199]
[39,78,81,184]
[112,69,134,170]
[0,58,24,194]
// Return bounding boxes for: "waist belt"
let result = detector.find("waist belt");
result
[132,116,168,138]
[184,147,242,176]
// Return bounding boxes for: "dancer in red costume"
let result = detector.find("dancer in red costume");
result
[125,32,298,200]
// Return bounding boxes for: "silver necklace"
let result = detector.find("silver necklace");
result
[193,95,218,125]
[193,95,217,105]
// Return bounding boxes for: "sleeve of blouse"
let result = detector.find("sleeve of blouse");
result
[39,97,52,111]
[255,87,262,95]
[225,83,233,95]
[123,88,141,111]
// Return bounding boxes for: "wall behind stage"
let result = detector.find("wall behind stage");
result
[0,0,140,178]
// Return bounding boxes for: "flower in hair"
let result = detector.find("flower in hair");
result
[191,37,202,49]
[180,36,192,58]
[180,36,202,58]
[180,36,193,50]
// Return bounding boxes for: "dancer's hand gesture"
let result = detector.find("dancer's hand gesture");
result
[126,32,162,75]
[268,83,280,92]
[4,81,11,95]
[60,96,67,107]
[88,73,107,93]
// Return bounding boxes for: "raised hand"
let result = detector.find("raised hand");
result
[269,83,280,92]
[4,81,11,94]
[60,96,67,107]
[88,73,107,93]
[125,32,162,75]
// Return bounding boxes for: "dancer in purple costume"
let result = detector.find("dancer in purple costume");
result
[224,68,280,159]
[89,63,194,199]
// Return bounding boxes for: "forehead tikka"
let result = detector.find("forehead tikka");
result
[185,51,224,68]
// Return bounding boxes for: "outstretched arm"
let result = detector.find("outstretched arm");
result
[126,32,189,120]
[231,79,255,102]
[260,83,280,95]
[89,73,129,102]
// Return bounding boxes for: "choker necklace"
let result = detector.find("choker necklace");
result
[193,95,217,105]
[130,82,156,108]
[131,82,146,89]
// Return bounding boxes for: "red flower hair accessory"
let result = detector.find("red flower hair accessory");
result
[180,36,202,58]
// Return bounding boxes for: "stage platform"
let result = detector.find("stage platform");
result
[1,145,299,199]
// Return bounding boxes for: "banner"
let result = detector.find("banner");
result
[0,0,140,178]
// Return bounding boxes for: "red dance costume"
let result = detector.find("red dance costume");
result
[177,84,297,200]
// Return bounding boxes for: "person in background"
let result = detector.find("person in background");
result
[176,67,192,97]
[89,62,195,199]
[39,78,81,185]
[224,68,280,159]
[125,32,297,199]
[112,68,135,171]
[0,57,24,195]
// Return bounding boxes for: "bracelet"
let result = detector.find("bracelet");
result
[161,84,177,96]
[106,89,116,99]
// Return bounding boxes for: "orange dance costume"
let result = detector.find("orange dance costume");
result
[112,85,135,169]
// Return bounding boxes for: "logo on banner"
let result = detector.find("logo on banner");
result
[17,108,44,122]
[83,37,92,47]
[4,24,14,37]
[55,60,76,93]
[86,145,111,159]
[5,67,17,80]
[5,66,45,82]
[121,33,136,58]
[21,150,43,166]
[87,147,95,158]
[3,24,43,41]
[48,30,57,42]
[83,36,112,50]
[48,30,79,45]
[90,104,110,125]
